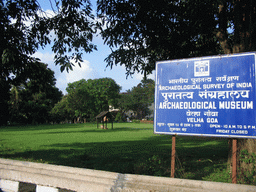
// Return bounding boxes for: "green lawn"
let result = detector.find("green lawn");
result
[0,123,231,183]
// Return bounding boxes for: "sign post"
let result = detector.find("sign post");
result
[154,52,256,181]
[171,135,176,178]
[232,138,238,183]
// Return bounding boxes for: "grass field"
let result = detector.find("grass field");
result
[0,123,231,183]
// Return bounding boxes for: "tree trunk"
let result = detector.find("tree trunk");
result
[237,139,256,183]
[217,0,256,182]
[216,1,232,54]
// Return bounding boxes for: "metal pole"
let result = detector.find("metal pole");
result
[171,135,176,178]
[232,138,237,184]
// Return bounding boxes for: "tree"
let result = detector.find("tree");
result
[216,0,256,54]
[97,0,222,77]
[129,79,155,119]
[8,85,24,123]
[118,79,155,120]
[65,79,95,122]
[85,78,121,113]
[50,95,74,123]
[57,78,121,122]
[1,0,97,125]
[216,2,256,174]
[9,62,63,124]
[98,0,256,181]
[97,0,256,75]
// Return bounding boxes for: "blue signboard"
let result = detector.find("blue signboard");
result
[154,52,256,139]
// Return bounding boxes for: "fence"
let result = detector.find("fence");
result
[1,158,256,192]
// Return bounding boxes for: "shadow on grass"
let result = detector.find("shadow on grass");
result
[33,127,153,135]
[0,123,93,132]
[0,123,152,134]
[1,134,229,181]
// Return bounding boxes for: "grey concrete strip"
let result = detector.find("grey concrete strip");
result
[0,163,115,186]
[123,174,256,192]
[0,169,112,192]
[0,158,117,180]
[1,158,256,192]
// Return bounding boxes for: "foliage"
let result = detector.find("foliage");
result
[134,155,169,176]
[1,0,97,125]
[238,150,256,185]
[2,0,255,127]
[114,112,126,122]
[202,168,231,183]
[118,79,155,119]
[97,0,256,76]
[132,120,140,123]
[51,78,121,122]
[50,95,74,123]
[66,79,94,120]
[84,78,121,115]
[8,62,63,124]
[97,0,256,175]
[2,0,96,72]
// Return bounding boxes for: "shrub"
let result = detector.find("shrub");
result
[132,119,140,123]
[114,112,126,122]
[238,150,256,185]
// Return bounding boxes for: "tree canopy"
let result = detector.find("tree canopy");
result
[9,62,63,124]
[1,0,97,125]
[2,0,256,126]
[97,1,256,175]
[118,79,155,120]
[97,0,256,76]
[51,78,121,122]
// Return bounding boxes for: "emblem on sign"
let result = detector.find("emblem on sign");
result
[194,60,210,77]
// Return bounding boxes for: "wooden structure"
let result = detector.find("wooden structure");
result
[95,111,113,129]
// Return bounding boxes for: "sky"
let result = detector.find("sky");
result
[34,0,155,95]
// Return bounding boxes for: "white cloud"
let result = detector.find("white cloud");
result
[133,70,156,81]
[33,51,98,94]
[33,52,55,64]
[65,59,98,83]
[43,9,56,18]
[133,72,144,81]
